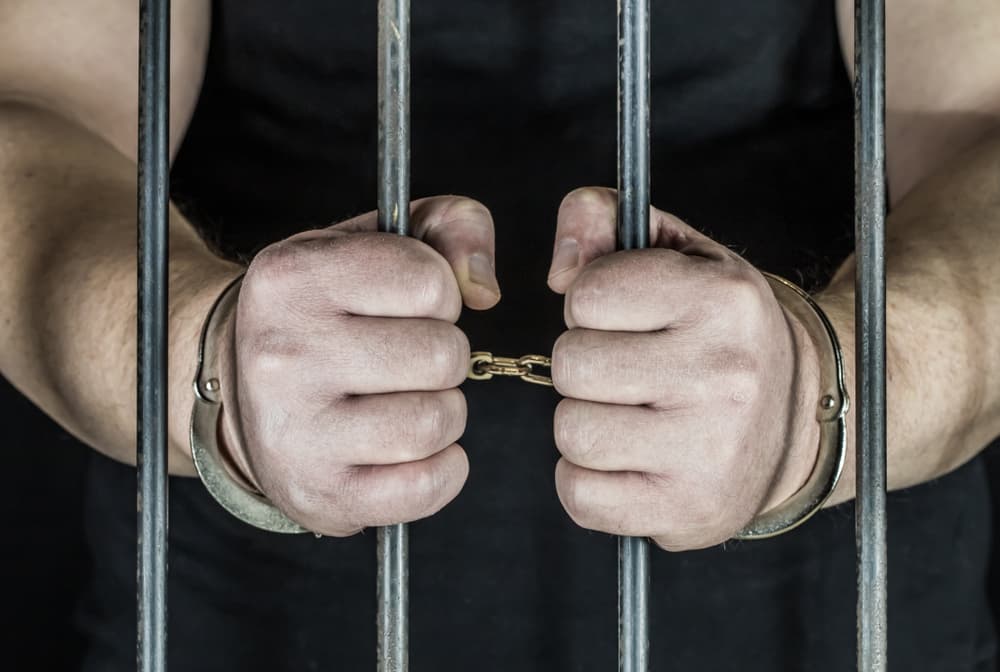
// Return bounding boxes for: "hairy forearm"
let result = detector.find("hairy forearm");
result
[818,130,1000,505]
[0,103,241,475]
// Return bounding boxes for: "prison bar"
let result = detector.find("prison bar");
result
[854,0,888,670]
[617,0,651,670]
[376,0,412,670]
[128,1,890,669]
[136,1,171,671]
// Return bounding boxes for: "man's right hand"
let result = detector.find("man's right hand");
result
[219,196,500,536]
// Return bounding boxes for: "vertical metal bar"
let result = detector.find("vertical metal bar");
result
[617,1,651,671]
[618,0,651,252]
[137,1,171,672]
[854,0,888,670]
[377,1,410,671]
[378,0,411,239]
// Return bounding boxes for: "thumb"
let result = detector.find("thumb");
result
[410,196,500,310]
[547,186,723,294]
[329,195,501,311]
[547,187,619,294]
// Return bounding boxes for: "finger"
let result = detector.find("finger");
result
[273,443,470,535]
[555,458,668,538]
[547,186,727,295]
[547,187,618,293]
[411,196,500,310]
[554,399,683,473]
[332,390,467,466]
[555,459,756,551]
[328,196,500,310]
[245,231,464,322]
[552,328,711,406]
[321,317,470,395]
[340,443,469,529]
[564,248,732,331]
[242,316,470,397]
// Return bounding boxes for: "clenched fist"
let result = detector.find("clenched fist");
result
[217,196,500,536]
[547,188,823,551]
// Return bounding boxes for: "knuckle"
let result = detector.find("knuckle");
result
[554,402,595,463]
[438,390,468,439]
[708,346,764,408]
[420,395,449,442]
[409,394,452,453]
[557,469,591,528]
[552,401,576,454]
[245,240,303,297]
[241,324,302,367]
[275,470,341,525]
[551,332,579,392]
[237,328,316,397]
[406,463,447,516]
[566,277,604,326]
[717,269,767,317]
[413,270,456,316]
[405,391,466,456]
[357,459,457,526]
[428,327,470,387]
[357,233,459,317]
[725,364,763,408]
[344,469,390,526]
[342,467,396,527]
[240,346,286,387]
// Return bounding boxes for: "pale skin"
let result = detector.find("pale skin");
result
[0,1,998,550]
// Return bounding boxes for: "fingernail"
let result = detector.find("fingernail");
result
[467,253,500,294]
[549,238,580,278]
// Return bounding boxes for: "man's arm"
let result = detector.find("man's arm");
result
[542,3,1000,550]
[0,0,503,535]
[823,0,1000,503]
[0,0,241,476]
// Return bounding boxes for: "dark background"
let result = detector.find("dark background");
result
[2,376,998,669]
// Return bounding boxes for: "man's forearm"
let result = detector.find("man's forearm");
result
[0,102,241,475]
[818,130,1000,505]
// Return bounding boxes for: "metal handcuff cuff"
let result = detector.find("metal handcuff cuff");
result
[191,274,307,534]
[190,272,848,538]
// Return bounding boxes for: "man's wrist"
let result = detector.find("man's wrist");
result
[759,302,824,514]
[205,275,265,493]
[735,273,849,539]
[812,289,857,507]
[166,266,244,476]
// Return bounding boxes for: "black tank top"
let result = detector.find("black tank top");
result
[78,2,995,670]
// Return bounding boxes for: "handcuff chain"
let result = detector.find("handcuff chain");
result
[468,351,553,387]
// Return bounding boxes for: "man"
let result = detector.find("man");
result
[1,1,998,669]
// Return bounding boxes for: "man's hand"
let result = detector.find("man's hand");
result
[547,188,822,551]
[220,196,500,537]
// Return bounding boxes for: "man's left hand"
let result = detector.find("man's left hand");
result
[547,187,822,551]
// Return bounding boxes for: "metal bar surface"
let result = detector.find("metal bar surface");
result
[137,1,171,671]
[617,1,651,670]
[378,0,411,238]
[854,0,888,670]
[377,1,411,670]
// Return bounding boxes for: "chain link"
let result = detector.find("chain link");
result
[468,351,553,387]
